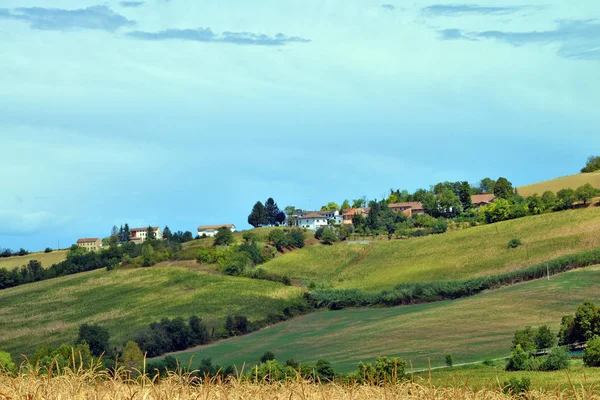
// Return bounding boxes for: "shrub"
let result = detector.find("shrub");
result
[44,247,53,253]
[445,354,453,368]
[535,325,557,350]
[196,248,215,264]
[506,345,532,371]
[539,346,570,371]
[482,358,494,366]
[432,219,448,234]
[260,351,276,363]
[77,323,110,357]
[314,227,325,240]
[0,350,15,372]
[213,228,234,246]
[221,252,251,276]
[502,377,531,396]
[581,155,600,173]
[583,336,600,367]
[316,359,335,380]
[507,238,522,249]
[320,228,339,245]
[268,229,288,251]
[287,229,305,248]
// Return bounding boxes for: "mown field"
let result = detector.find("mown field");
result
[262,206,600,290]
[0,266,304,357]
[0,250,67,270]
[518,171,600,197]
[168,266,600,372]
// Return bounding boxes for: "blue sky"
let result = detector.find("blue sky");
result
[1,0,599,251]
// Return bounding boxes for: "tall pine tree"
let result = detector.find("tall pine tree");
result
[265,198,280,226]
[163,226,172,241]
[124,224,131,242]
[248,201,268,228]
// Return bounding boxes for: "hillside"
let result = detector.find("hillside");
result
[0,266,303,357]
[0,250,67,271]
[167,266,600,372]
[262,206,600,291]
[518,171,600,197]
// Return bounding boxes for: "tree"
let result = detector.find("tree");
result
[535,325,557,350]
[77,323,110,357]
[163,226,172,241]
[268,229,288,251]
[213,227,235,246]
[482,198,511,223]
[574,301,599,340]
[0,350,15,372]
[325,202,340,211]
[275,211,286,226]
[512,327,536,354]
[248,201,268,228]
[494,177,514,200]
[122,341,144,372]
[506,344,532,371]
[316,359,335,380]
[189,316,209,345]
[110,225,119,238]
[146,226,156,240]
[583,336,600,367]
[445,354,453,367]
[265,198,281,226]
[541,191,557,211]
[260,351,276,363]
[421,192,439,217]
[284,206,297,226]
[556,188,576,210]
[123,224,131,243]
[141,243,155,266]
[287,229,305,248]
[352,198,366,208]
[479,178,496,194]
[340,200,351,212]
[575,183,597,206]
[320,228,339,245]
[539,346,570,371]
[581,155,600,173]
[457,181,473,210]
[437,189,461,218]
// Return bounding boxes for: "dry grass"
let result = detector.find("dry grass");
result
[1,367,599,400]
[518,171,600,197]
[0,250,67,270]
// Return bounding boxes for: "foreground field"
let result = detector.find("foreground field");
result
[518,171,600,197]
[1,373,599,400]
[0,250,67,270]
[169,266,600,372]
[263,206,600,290]
[0,266,303,357]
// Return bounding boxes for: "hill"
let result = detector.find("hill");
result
[262,206,600,291]
[0,265,303,357]
[0,250,67,271]
[167,266,600,372]
[518,171,600,197]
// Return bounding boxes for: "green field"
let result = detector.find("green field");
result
[183,227,283,248]
[0,266,303,357]
[167,266,600,372]
[262,206,600,291]
[518,171,600,197]
[0,250,67,270]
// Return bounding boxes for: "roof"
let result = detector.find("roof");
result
[77,238,100,243]
[198,224,235,231]
[342,208,368,216]
[388,202,424,211]
[471,194,496,204]
[298,212,326,219]
[130,227,160,232]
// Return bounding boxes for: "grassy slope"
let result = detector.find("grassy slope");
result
[518,171,600,197]
[0,266,303,357]
[262,206,600,291]
[183,227,282,248]
[0,250,67,270]
[169,266,600,372]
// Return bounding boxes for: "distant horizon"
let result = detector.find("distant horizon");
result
[1,0,598,251]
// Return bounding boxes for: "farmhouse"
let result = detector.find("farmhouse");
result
[76,238,101,252]
[297,213,330,230]
[471,194,496,208]
[130,227,163,243]
[342,208,369,224]
[388,202,425,217]
[197,224,236,238]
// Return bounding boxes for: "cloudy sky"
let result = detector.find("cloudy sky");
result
[1,0,599,250]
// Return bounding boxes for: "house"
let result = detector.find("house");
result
[342,208,369,225]
[388,202,425,217]
[297,212,330,230]
[471,194,496,208]
[317,210,343,225]
[130,227,163,243]
[77,238,101,252]
[197,224,236,238]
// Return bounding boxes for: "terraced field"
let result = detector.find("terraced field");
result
[168,266,600,372]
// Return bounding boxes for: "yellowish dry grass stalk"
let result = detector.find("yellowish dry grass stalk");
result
[1,368,598,400]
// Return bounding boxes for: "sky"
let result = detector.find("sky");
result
[0,0,599,251]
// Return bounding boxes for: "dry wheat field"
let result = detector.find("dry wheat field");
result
[1,368,599,400]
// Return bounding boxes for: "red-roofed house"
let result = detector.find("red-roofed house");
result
[342,208,369,225]
[471,194,496,208]
[388,202,425,217]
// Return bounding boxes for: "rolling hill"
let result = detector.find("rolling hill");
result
[167,266,600,372]
[262,206,600,291]
[518,171,600,197]
[0,250,67,271]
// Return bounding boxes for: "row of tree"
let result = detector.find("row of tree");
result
[248,198,286,227]
[581,155,600,173]
[0,248,29,258]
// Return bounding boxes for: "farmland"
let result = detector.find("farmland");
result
[518,171,600,197]
[168,266,600,372]
[0,266,303,357]
[0,250,67,270]
[262,206,600,291]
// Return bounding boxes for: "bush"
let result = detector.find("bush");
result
[320,228,339,245]
[268,229,288,251]
[583,336,600,367]
[196,248,215,264]
[77,323,110,357]
[581,155,600,173]
[507,238,522,249]
[260,351,276,363]
[506,345,532,371]
[0,350,15,372]
[213,228,234,246]
[502,377,531,396]
[221,252,251,276]
[314,227,325,240]
[44,247,53,253]
[482,358,494,366]
[287,229,305,248]
[539,346,570,371]
[445,354,453,367]
[535,325,557,350]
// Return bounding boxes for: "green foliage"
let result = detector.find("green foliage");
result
[265,198,281,226]
[226,315,248,336]
[506,344,533,371]
[77,323,110,357]
[538,346,570,371]
[268,229,288,251]
[574,301,599,341]
[535,325,557,350]
[221,252,252,276]
[575,183,598,205]
[260,351,275,363]
[320,228,339,245]
[122,341,144,372]
[494,177,514,200]
[583,335,600,367]
[248,201,268,228]
[581,155,600,173]
[214,227,235,246]
[556,188,576,210]
[502,377,531,396]
[316,359,335,380]
[286,229,305,248]
[196,248,216,264]
[44,247,53,253]
[445,354,453,367]
[0,350,15,372]
[507,238,522,249]
[512,327,537,354]
[482,198,511,223]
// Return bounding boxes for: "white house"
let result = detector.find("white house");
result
[317,210,343,225]
[296,213,330,231]
[198,224,236,238]
[130,227,163,243]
